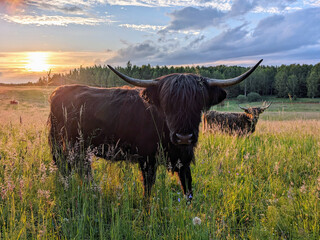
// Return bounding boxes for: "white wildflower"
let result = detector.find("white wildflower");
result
[193,217,201,225]
[176,159,183,169]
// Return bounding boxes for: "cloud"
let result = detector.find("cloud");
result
[227,0,255,17]
[187,7,320,63]
[32,2,85,15]
[305,0,320,6]
[0,0,105,15]
[160,0,300,33]
[187,35,205,48]
[163,7,224,32]
[119,24,165,32]
[104,0,232,10]
[109,41,160,64]
[109,7,320,66]
[1,14,114,26]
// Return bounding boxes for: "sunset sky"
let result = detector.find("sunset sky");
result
[0,0,320,83]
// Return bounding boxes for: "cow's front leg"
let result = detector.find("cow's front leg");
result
[178,165,193,203]
[139,157,157,198]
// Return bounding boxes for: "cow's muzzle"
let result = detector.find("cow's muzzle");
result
[175,133,193,145]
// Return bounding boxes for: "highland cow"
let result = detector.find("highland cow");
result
[48,60,262,200]
[203,102,271,136]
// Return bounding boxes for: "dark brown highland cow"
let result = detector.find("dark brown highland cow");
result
[48,59,262,201]
[203,102,271,136]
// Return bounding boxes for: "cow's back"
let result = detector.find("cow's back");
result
[49,85,168,157]
[203,111,247,133]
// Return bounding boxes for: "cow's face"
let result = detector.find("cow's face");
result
[141,74,226,146]
[244,107,265,125]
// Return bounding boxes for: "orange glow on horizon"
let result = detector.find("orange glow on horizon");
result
[25,52,51,72]
[0,51,115,83]
[1,0,24,13]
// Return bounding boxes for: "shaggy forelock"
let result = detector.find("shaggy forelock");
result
[158,74,209,132]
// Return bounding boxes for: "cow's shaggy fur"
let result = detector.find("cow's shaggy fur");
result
[48,61,261,201]
[203,106,269,136]
[48,75,226,200]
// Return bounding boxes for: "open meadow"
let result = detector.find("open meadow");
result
[0,86,320,239]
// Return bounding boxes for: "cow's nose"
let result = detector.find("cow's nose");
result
[176,133,193,145]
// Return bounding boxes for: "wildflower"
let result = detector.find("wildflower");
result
[167,161,172,171]
[38,189,51,199]
[1,184,7,200]
[193,217,201,225]
[59,175,69,190]
[7,179,15,192]
[38,230,45,237]
[176,159,183,169]
[49,161,57,173]
[178,198,180,202]
[287,187,294,200]
[86,146,97,164]
[300,184,306,194]
[41,170,47,183]
[40,163,46,174]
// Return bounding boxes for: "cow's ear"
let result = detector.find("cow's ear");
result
[140,85,160,107]
[207,86,226,107]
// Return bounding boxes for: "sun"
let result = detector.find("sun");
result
[25,52,51,72]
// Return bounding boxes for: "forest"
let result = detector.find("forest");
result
[36,61,320,99]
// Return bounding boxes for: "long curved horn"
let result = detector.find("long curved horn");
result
[107,65,157,87]
[207,59,263,87]
[261,102,272,110]
[238,104,249,111]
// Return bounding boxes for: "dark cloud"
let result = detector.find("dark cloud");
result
[249,8,320,53]
[108,41,160,64]
[161,7,224,33]
[187,35,205,48]
[61,5,83,13]
[180,7,320,63]
[161,0,298,33]
[228,0,256,17]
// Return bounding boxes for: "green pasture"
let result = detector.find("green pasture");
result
[0,86,319,239]
[1,85,320,121]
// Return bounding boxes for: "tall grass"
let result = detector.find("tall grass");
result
[0,119,319,239]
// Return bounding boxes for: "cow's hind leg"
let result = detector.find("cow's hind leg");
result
[51,142,72,177]
[48,116,72,177]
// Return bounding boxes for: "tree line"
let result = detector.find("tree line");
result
[37,61,320,98]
